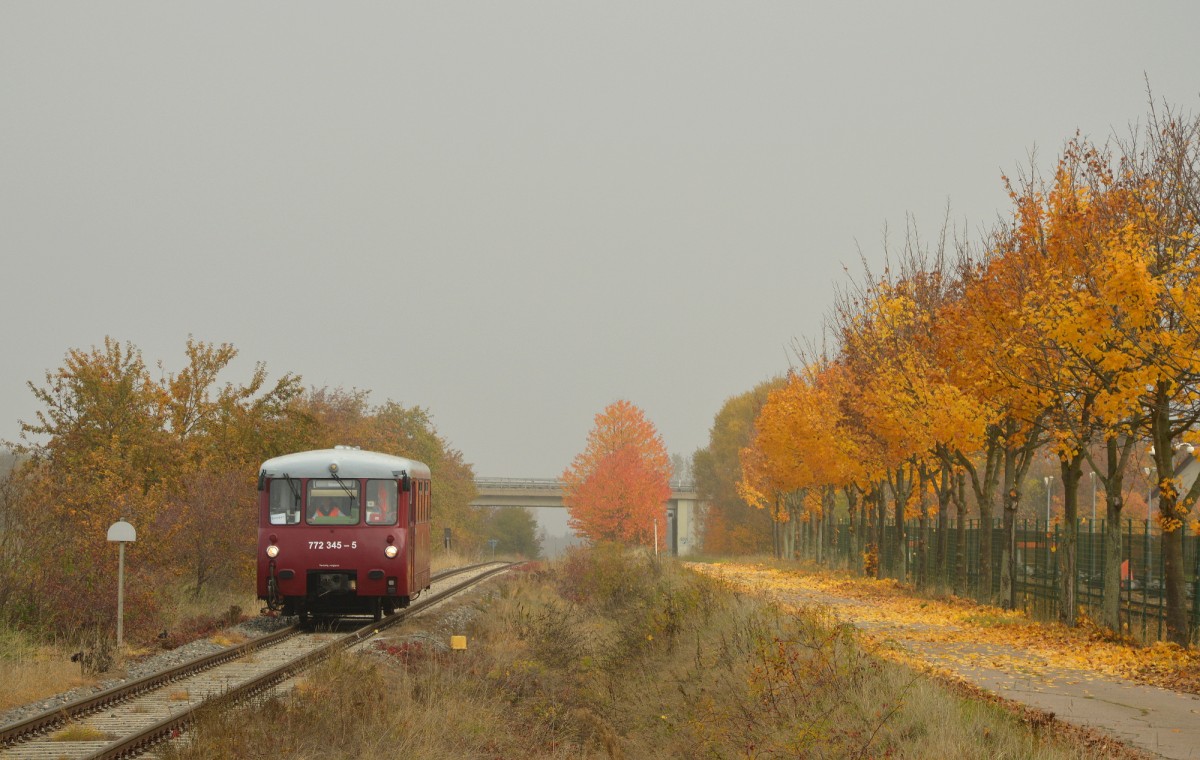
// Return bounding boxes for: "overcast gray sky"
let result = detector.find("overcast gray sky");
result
[2,3,1198,480]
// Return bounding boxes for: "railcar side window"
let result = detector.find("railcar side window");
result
[365,480,398,525]
[307,479,360,525]
[268,479,301,525]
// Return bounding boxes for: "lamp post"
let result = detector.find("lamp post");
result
[1089,471,1097,579]
[106,519,136,659]
[1044,475,1054,578]
[1090,471,1096,524]
[1143,467,1154,521]
[1143,466,1154,586]
[1044,475,1054,527]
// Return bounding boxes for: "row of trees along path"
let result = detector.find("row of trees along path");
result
[729,102,1200,646]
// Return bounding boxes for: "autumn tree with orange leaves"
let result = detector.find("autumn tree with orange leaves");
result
[738,362,871,563]
[1118,106,1200,645]
[3,337,486,642]
[693,380,782,555]
[8,337,302,635]
[982,138,1151,624]
[562,401,672,546]
[830,224,979,585]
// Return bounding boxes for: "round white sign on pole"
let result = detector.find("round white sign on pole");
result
[107,520,136,543]
[107,519,135,659]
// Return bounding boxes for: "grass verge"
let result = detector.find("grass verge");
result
[163,545,1139,759]
[0,627,95,712]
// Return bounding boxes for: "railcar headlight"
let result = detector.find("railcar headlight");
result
[384,545,398,559]
[266,545,280,558]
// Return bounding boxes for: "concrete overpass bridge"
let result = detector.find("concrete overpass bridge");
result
[472,478,702,556]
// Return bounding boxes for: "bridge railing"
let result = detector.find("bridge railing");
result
[473,477,697,492]
[474,477,563,490]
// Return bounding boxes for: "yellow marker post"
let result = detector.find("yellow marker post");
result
[450,635,467,651]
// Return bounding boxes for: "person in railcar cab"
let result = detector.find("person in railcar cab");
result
[311,498,343,522]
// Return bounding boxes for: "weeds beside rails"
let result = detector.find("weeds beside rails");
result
[165,545,1109,759]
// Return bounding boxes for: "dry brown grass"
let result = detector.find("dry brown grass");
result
[166,586,258,631]
[163,550,1141,759]
[0,630,96,711]
[0,583,261,716]
[0,658,93,712]
[209,630,248,647]
[430,548,475,572]
[49,723,111,741]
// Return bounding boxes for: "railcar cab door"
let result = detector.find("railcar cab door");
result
[406,474,415,591]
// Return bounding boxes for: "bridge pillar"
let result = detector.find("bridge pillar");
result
[667,497,700,556]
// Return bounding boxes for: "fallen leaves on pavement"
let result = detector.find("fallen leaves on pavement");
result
[688,561,1200,696]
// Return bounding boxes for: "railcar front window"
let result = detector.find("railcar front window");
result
[269,479,301,525]
[365,480,398,525]
[307,479,360,525]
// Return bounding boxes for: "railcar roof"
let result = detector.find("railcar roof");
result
[259,447,431,480]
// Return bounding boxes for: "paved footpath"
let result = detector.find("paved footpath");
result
[706,566,1200,760]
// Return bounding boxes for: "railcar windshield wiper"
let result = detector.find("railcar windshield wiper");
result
[330,472,358,505]
[282,474,300,507]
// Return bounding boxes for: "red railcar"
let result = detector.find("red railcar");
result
[257,446,431,623]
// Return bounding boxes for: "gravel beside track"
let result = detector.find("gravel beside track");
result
[0,616,293,729]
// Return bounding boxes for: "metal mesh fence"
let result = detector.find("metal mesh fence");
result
[816,517,1200,643]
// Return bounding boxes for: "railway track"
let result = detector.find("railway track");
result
[0,561,513,760]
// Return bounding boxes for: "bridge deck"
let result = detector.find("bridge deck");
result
[472,478,697,508]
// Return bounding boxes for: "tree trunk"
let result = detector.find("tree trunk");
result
[863,484,882,578]
[773,507,782,559]
[935,467,951,588]
[916,466,930,589]
[785,506,796,560]
[1058,456,1083,627]
[1000,423,1042,610]
[876,484,887,557]
[1000,445,1019,610]
[1101,438,1125,633]
[847,485,864,574]
[861,485,875,577]
[816,509,825,564]
[1151,390,1189,645]
[891,465,911,583]
[978,493,994,598]
[824,486,836,566]
[961,437,1002,601]
[955,472,968,596]
[876,483,888,578]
